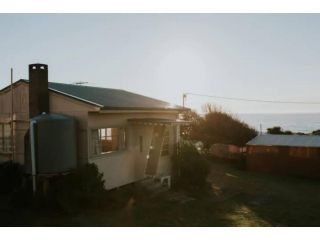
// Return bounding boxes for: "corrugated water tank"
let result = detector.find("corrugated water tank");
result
[30,113,77,174]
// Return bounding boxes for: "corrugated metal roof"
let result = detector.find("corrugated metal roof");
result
[11,80,185,111]
[48,82,184,110]
[247,134,320,148]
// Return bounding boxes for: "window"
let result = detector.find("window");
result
[91,127,126,155]
[161,129,169,156]
[0,123,12,153]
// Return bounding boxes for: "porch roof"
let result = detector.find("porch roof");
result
[128,118,191,126]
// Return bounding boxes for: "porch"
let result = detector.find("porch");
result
[89,116,189,190]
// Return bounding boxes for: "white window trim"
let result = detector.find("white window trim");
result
[90,127,127,157]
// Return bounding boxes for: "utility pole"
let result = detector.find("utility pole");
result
[182,93,187,108]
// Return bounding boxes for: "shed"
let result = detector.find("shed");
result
[246,134,320,178]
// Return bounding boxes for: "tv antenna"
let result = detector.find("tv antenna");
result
[73,81,88,85]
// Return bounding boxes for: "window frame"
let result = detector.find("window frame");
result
[91,127,126,156]
[0,123,12,154]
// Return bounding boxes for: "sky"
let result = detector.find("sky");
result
[1,14,320,114]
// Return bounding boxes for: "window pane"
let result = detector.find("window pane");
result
[92,127,126,155]
[100,128,106,139]
[0,123,12,153]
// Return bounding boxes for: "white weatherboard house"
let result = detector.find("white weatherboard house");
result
[0,64,188,189]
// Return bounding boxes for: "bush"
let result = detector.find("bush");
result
[184,104,257,148]
[267,126,293,135]
[0,161,24,195]
[48,163,106,213]
[172,143,210,191]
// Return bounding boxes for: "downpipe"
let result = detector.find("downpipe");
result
[30,120,37,195]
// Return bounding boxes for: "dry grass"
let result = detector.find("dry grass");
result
[206,160,320,226]
[1,160,320,226]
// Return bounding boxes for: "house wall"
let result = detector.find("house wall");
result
[246,145,320,178]
[87,112,179,189]
[0,82,98,165]
[49,92,98,164]
[0,82,29,164]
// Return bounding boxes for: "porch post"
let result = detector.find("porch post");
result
[176,124,180,145]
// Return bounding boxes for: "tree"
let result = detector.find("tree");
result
[180,110,203,140]
[312,129,320,135]
[267,126,293,135]
[184,104,257,148]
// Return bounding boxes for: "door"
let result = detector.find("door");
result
[145,125,165,175]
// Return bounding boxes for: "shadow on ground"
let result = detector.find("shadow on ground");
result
[1,160,320,226]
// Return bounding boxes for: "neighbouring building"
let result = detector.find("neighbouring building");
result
[0,63,189,189]
[246,134,320,178]
[209,143,243,160]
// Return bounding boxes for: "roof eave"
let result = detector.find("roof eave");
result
[1,79,191,112]
[100,106,190,111]
[49,88,103,109]
[0,79,28,93]
[246,143,320,148]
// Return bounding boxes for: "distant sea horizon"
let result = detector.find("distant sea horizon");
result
[237,113,320,134]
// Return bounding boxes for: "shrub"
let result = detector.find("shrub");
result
[184,104,257,148]
[172,143,210,191]
[267,126,293,135]
[48,163,106,213]
[0,161,24,195]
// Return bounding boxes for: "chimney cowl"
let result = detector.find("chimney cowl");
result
[29,63,48,70]
[29,63,49,119]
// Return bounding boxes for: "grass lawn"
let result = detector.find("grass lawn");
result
[1,160,320,226]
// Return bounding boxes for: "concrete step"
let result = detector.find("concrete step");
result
[138,177,169,196]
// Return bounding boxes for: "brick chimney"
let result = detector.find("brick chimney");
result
[29,63,49,118]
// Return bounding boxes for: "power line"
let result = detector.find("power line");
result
[184,92,320,105]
